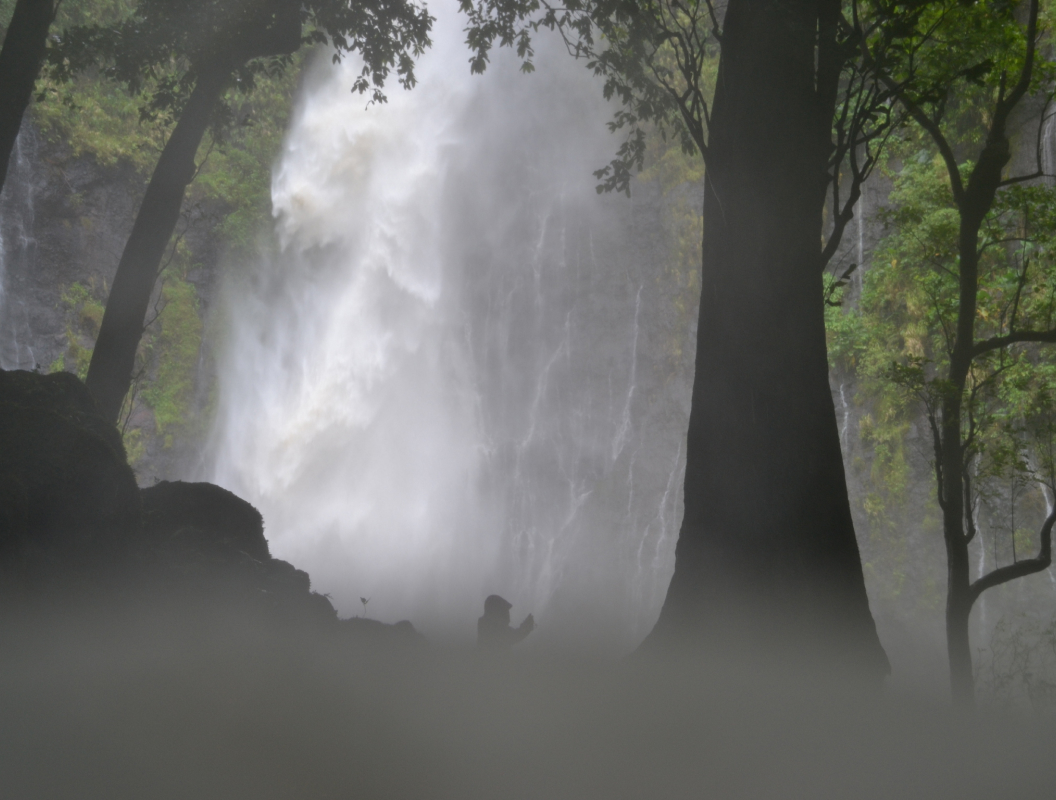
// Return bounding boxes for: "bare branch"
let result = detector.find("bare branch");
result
[699,0,721,41]
[972,328,1056,359]
[969,501,1055,604]
[996,0,1039,117]
[1005,254,1031,337]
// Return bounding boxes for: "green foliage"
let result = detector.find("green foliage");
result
[830,131,1056,570]
[79,258,208,468]
[140,275,203,444]
[45,0,433,119]
[122,425,146,465]
[189,60,303,254]
[460,0,720,193]
[56,280,107,380]
[866,0,1055,114]
[34,72,169,171]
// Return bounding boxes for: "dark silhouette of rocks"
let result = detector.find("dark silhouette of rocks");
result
[141,480,270,562]
[266,555,311,594]
[0,369,139,573]
[340,616,426,647]
[0,368,127,456]
[0,368,395,638]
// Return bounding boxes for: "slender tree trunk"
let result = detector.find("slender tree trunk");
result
[938,383,976,705]
[936,125,1007,704]
[85,66,232,423]
[645,0,887,677]
[946,582,974,705]
[0,0,57,193]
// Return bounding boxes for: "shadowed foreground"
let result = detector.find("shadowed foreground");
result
[2,366,1054,798]
[3,598,1055,800]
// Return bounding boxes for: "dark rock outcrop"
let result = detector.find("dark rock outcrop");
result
[339,616,425,647]
[0,369,139,570]
[0,370,361,636]
[0,368,126,458]
[265,556,311,595]
[141,480,269,562]
[139,479,338,626]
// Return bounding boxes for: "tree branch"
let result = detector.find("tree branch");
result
[882,75,965,205]
[972,328,1056,359]
[996,0,1039,118]
[969,501,1055,604]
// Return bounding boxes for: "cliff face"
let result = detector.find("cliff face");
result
[0,121,224,483]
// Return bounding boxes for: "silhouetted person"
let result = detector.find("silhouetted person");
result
[477,594,534,649]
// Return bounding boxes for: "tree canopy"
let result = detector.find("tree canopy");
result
[44,0,433,423]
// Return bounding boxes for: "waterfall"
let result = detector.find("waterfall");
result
[854,190,866,296]
[838,382,850,452]
[0,127,40,370]
[208,5,686,649]
[1043,108,1056,185]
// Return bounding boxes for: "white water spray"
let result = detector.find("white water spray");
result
[209,7,686,649]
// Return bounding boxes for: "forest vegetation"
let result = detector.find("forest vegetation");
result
[463,0,1056,704]
[3,0,1056,735]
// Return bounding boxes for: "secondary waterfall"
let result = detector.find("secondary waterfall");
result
[0,129,40,371]
[208,7,688,650]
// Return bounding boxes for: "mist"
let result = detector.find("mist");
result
[5,596,1056,800]
[206,8,686,651]
[6,0,1056,796]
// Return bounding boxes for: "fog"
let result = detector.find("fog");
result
[7,3,1056,797]
[4,599,1056,800]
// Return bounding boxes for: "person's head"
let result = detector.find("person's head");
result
[483,594,512,624]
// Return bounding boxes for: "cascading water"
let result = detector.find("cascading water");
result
[208,6,688,650]
[0,128,41,370]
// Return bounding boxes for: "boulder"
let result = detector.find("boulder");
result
[0,369,126,458]
[0,370,139,570]
[339,616,426,646]
[265,558,311,595]
[140,480,269,562]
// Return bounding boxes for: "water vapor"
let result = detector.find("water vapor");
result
[208,1,688,649]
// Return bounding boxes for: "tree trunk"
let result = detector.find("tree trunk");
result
[0,0,57,193]
[939,389,975,705]
[645,0,887,677]
[85,66,231,423]
[946,582,974,706]
[84,2,303,423]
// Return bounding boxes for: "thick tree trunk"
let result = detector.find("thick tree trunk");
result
[646,0,887,677]
[85,67,231,423]
[0,0,57,193]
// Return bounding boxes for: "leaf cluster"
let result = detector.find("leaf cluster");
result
[459,0,719,194]
[44,0,433,125]
[836,144,1056,522]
